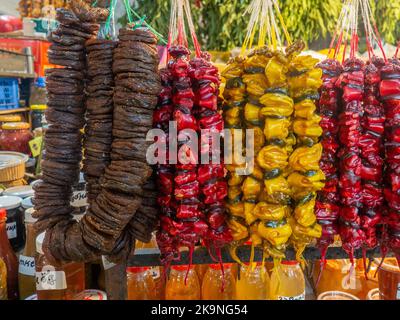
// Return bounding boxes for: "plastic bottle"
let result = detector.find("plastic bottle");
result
[29,77,47,130]
[236,263,269,300]
[0,209,19,300]
[165,265,201,300]
[135,234,165,299]
[202,264,236,300]
[35,232,85,300]
[18,208,37,299]
[127,267,157,300]
[269,261,305,300]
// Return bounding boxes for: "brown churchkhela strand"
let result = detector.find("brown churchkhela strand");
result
[32,1,161,263]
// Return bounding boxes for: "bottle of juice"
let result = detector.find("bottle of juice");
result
[0,209,19,300]
[270,261,305,300]
[202,264,236,300]
[18,207,37,299]
[35,232,85,300]
[127,267,157,300]
[165,265,200,300]
[236,262,269,300]
[195,264,208,284]
[0,258,7,300]
[135,234,165,299]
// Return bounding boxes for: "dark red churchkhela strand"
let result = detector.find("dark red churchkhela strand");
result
[360,57,386,265]
[336,58,365,265]
[315,58,342,281]
[380,58,400,267]
[190,53,232,265]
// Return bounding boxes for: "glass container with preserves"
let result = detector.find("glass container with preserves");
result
[0,195,25,251]
[35,232,85,300]
[165,265,200,300]
[202,264,236,300]
[375,258,400,300]
[0,122,33,155]
[0,208,18,300]
[127,267,157,300]
[236,262,269,300]
[18,207,37,299]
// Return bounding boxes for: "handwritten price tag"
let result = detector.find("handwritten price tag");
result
[29,136,43,157]
[36,265,66,291]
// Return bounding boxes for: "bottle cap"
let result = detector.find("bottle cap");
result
[0,209,6,220]
[74,290,107,300]
[0,195,22,210]
[209,263,233,270]
[281,260,299,266]
[36,232,45,255]
[25,208,37,223]
[126,267,151,273]
[171,264,195,271]
[36,77,46,88]
[3,185,34,198]
[21,196,33,209]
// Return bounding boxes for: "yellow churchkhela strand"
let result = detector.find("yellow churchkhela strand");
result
[286,40,324,264]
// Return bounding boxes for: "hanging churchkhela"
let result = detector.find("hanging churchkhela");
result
[155,0,231,270]
[223,0,324,267]
[32,0,161,263]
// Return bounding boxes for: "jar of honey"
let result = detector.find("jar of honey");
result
[35,232,86,300]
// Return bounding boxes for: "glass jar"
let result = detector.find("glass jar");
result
[35,232,86,300]
[317,291,360,300]
[0,195,25,252]
[0,122,33,155]
[18,208,37,299]
[375,258,400,300]
[236,262,269,300]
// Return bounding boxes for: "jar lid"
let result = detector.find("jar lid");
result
[171,265,195,271]
[25,294,38,300]
[0,115,22,122]
[22,196,33,209]
[74,290,107,300]
[35,77,46,88]
[25,207,37,223]
[3,185,34,198]
[30,104,47,111]
[127,267,151,273]
[0,195,22,210]
[36,231,45,255]
[209,263,233,270]
[2,122,30,130]
[0,151,29,170]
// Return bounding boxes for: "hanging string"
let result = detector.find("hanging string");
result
[124,0,133,24]
[183,0,201,57]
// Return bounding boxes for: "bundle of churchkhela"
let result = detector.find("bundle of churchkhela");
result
[155,0,231,270]
[32,0,161,263]
[222,0,324,267]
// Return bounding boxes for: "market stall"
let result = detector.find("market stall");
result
[0,0,399,302]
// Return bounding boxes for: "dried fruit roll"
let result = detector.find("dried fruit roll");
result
[287,43,324,261]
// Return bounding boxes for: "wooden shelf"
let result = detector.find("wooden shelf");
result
[0,72,35,79]
[0,107,30,115]
[128,245,390,267]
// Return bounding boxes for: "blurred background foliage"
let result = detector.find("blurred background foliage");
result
[123,0,400,51]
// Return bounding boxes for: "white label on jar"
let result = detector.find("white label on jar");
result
[278,292,305,300]
[101,256,116,271]
[397,283,400,300]
[18,255,35,276]
[70,191,87,208]
[6,222,17,239]
[150,267,160,279]
[36,265,67,291]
